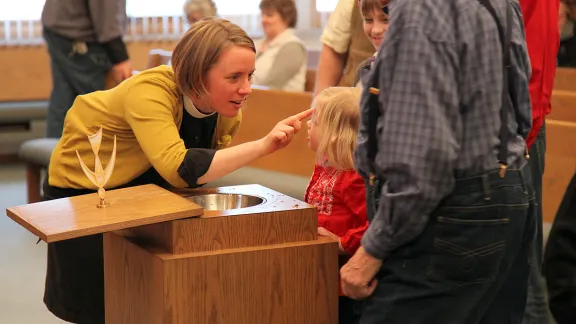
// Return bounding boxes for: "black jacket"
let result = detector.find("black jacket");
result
[544,173,576,324]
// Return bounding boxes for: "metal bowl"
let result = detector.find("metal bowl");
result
[185,193,265,211]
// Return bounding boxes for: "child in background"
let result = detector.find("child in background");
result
[354,0,389,87]
[305,87,368,324]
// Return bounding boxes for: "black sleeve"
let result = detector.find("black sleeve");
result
[177,148,217,188]
[88,0,129,64]
[102,37,129,64]
[544,173,576,324]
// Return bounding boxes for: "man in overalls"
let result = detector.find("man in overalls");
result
[341,0,536,323]
[41,0,133,138]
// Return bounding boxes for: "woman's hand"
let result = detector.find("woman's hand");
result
[259,108,314,155]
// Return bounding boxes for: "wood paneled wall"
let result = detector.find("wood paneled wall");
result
[0,40,179,102]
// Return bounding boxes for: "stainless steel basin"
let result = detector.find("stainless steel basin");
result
[185,193,265,211]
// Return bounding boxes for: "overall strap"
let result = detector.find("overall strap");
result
[477,0,513,177]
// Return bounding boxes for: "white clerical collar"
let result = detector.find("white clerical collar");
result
[183,96,215,119]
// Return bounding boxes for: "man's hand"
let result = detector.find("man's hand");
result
[111,60,132,84]
[340,246,382,299]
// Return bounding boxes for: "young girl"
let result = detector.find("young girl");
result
[304,87,368,324]
[354,0,389,87]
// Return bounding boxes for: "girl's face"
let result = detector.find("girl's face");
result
[362,7,389,50]
[306,106,322,152]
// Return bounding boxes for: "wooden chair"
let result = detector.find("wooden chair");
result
[146,49,173,68]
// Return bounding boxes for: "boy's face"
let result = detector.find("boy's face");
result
[362,7,389,50]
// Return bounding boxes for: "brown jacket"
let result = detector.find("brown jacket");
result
[338,3,375,87]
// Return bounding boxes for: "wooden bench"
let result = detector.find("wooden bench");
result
[550,90,576,123]
[554,67,576,92]
[233,88,315,177]
[542,119,576,223]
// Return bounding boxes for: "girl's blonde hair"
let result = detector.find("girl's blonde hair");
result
[313,87,362,170]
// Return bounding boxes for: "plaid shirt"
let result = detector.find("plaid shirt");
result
[355,0,532,259]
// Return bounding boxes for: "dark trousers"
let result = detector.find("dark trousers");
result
[42,182,105,324]
[43,28,111,138]
[360,167,536,324]
[544,172,576,324]
[340,296,362,324]
[523,125,552,324]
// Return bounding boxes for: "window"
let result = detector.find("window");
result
[213,0,261,16]
[127,0,260,17]
[0,0,262,21]
[316,0,338,13]
[0,0,45,20]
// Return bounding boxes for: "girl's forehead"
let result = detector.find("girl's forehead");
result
[311,103,323,116]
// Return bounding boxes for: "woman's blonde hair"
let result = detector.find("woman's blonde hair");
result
[171,18,255,100]
[313,87,362,170]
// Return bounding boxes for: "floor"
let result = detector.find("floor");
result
[0,163,65,323]
[0,162,555,323]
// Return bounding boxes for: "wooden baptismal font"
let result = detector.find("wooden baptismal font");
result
[6,183,339,324]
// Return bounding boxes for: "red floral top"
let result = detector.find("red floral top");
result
[305,164,369,256]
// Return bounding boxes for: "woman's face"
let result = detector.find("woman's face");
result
[261,8,288,39]
[200,45,255,118]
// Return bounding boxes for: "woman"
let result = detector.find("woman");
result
[252,0,307,92]
[183,0,218,24]
[42,18,312,323]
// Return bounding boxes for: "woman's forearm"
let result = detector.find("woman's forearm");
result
[197,139,267,184]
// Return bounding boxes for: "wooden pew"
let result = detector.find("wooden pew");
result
[554,67,576,92]
[542,119,576,223]
[550,90,576,123]
[233,88,315,177]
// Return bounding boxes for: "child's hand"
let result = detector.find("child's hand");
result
[318,227,346,254]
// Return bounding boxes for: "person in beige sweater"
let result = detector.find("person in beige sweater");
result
[252,0,307,92]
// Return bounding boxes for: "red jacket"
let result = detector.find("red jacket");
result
[305,164,369,296]
[305,164,368,256]
[520,0,560,147]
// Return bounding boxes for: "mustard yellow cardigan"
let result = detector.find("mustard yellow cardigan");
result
[48,65,242,189]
